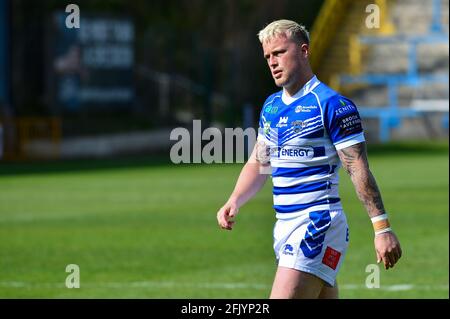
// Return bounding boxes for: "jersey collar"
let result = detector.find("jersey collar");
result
[281,75,320,105]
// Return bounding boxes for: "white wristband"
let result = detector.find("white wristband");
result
[371,213,388,223]
[375,227,392,236]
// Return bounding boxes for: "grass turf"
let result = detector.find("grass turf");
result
[0,142,448,298]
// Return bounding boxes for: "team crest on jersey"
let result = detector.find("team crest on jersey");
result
[291,120,306,133]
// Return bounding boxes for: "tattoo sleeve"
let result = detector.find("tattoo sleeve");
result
[337,142,386,218]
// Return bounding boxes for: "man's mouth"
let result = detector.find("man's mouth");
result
[273,70,282,79]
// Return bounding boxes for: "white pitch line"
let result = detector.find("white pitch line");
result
[0,281,448,291]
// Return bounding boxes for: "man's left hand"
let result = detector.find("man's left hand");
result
[374,231,402,270]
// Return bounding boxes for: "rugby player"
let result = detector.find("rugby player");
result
[216,20,402,299]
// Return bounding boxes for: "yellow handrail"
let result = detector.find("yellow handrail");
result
[349,34,361,74]
[310,0,351,71]
[376,0,396,35]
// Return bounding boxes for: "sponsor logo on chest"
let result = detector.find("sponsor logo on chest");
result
[295,105,318,113]
[276,116,289,128]
[264,105,279,114]
[272,145,315,160]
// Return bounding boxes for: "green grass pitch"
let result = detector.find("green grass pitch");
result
[0,142,448,298]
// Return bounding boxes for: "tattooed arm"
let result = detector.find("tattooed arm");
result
[337,142,402,269]
[337,142,385,218]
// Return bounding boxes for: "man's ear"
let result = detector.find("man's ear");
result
[300,43,309,58]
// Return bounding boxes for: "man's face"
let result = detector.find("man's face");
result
[262,35,305,89]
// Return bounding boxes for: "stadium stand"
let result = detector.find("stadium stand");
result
[311,0,449,142]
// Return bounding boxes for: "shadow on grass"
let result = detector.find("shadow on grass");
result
[0,140,448,176]
[366,140,449,156]
[0,154,174,176]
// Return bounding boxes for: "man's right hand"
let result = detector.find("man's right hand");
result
[217,202,239,230]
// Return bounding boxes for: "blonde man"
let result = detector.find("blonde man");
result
[216,19,402,299]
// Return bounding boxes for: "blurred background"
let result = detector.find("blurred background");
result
[0,0,448,298]
[0,0,447,160]
[0,0,325,160]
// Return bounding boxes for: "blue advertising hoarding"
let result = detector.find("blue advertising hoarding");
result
[50,13,135,112]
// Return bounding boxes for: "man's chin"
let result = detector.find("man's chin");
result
[274,79,287,88]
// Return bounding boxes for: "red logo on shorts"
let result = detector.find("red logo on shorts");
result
[322,246,341,270]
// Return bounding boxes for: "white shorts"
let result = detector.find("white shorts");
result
[273,209,349,287]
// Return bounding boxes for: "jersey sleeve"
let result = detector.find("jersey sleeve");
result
[257,109,264,141]
[323,95,365,150]
[257,95,273,143]
[257,114,268,143]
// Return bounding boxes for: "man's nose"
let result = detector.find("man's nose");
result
[269,56,277,67]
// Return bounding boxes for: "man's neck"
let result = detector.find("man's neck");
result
[284,72,315,97]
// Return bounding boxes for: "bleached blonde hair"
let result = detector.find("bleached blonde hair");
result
[257,19,310,45]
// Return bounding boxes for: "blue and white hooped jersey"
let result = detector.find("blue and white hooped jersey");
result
[258,76,365,220]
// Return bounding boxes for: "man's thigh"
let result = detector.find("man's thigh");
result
[270,266,325,299]
[318,282,339,299]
